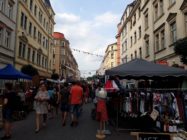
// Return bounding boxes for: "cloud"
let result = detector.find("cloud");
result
[54,12,119,76]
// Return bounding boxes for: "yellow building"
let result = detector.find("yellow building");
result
[15,0,55,78]
[98,42,117,74]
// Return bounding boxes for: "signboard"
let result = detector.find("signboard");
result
[139,134,171,140]
[156,60,168,65]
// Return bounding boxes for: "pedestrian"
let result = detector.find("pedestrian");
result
[47,84,55,119]
[34,83,49,133]
[95,84,108,139]
[58,82,70,126]
[1,83,17,140]
[69,81,83,127]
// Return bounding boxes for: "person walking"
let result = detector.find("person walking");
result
[69,81,83,127]
[58,82,70,126]
[1,83,17,140]
[34,83,49,133]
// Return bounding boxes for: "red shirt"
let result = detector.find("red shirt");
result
[70,85,83,105]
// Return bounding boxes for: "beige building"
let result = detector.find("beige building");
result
[0,0,17,68]
[97,42,118,75]
[118,0,187,67]
[53,32,79,80]
[15,0,55,78]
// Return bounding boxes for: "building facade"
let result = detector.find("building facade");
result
[118,0,187,67]
[97,42,118,75]
[53,32,79,80]
[15,0,55,77]
[0,0,17,68]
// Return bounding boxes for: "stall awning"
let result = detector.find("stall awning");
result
[105,59,187,78]
[0,64,31,80]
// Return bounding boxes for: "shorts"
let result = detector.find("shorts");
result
[60,103,69,112]
[3,108,13,122]
[70,104,80,118]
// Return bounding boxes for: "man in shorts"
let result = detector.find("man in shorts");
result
[69,81,83,127]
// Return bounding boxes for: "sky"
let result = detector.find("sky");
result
[50,0,133,77]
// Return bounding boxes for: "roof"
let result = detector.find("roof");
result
[105,59,187,79]
[45,0,52,7]
[53,32,65,39]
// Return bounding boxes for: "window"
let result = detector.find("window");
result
[43,36,45,47]
[134,32,137,43]
[130,20,132,29]
[34,5,37,16]
[154,4,158,20]
[169,0,175,6]
[139,26,141,39]
[145,12,149,30]
[42,56,44,67]
[111,46,113,50]
[29,22,32,35]
[0,27,3,46]
[20,12,27,30]
[111,53,114,59]
[8,2,13,19]
[19,42,26,58]
[161,30,165,49]
[32,50,35,63]
[5,30,11,48]
[39,9,43,23]
[37,53,41,65]
[155,34,159,52]
[29,0,33,11]
[134,51,137,58]
[43,18,46,28]
[160,0,164,15]
[170,21,177,43]
[131,36,133,46]
[46,39,48,48]
[0,0,5,12]
[38,31,42,44]
[27,48,30,60]
[138,7,141,18]
[145,37,149,57]
[139,47,142,58]
[33,26,36,39]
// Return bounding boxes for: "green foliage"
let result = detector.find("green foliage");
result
[174,37,187,64]
[21,64,38,77]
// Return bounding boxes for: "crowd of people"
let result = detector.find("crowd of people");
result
[0,80,109,140]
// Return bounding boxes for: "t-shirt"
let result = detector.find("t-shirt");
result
[4,91,18,110]
[70,85,83,105]
[60,88,69,104]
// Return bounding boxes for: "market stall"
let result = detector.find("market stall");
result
[105,59,187,135]
[0,64,32,125]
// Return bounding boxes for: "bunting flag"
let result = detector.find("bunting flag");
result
[71,48,104,58]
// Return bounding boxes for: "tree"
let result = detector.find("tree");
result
[174,37,187,64]
[21,64,39,77]
[51,73,59,80]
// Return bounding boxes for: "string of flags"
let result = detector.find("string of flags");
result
[71,48,104,58]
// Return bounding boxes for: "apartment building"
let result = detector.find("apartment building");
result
[119,0,187,67]
[98,42,118,74]
[15,0,55,77]
[53,32,79,80]
[0,0,17,68]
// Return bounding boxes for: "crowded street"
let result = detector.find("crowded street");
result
[0,104,134,140]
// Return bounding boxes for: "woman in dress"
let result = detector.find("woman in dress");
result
[34,83,49,133]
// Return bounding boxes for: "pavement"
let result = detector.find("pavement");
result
[0,103,136,140]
